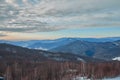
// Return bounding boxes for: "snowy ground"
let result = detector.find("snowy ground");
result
[0,77,4,80]
[73,77,120,80]
[73,77,89,80]
[113,57,120,61]
[103,77,120,80]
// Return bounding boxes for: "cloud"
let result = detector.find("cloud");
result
[0,0,120,32]
[0,32,7,37]
[0,34,7,37]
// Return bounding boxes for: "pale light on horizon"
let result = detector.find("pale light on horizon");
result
[0,0,120,40]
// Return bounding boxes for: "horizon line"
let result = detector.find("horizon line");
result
[0,36,120,41]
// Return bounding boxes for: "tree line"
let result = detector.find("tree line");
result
[0,60,120,80]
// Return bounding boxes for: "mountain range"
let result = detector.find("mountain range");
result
[0,37,120,61]
[0,37,120,50]
[0,43,103,62]
[50,40,120,60]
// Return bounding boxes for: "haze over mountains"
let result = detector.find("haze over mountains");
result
[0,37,120,61]
[0,43,103,62]
[1,37,120,50]
[51,40,120,60]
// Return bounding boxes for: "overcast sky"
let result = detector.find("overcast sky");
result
[0,0,120,40]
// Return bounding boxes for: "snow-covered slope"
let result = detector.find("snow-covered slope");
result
[113,57,120,61]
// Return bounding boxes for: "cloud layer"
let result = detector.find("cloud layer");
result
[0,0,120,32]
[0,32,7,37]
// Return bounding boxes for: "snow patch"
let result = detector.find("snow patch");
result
[52,57,67,61]
[103,77,120,80]
[113,57,120,61]
[0,77,4,80]
[34,47,48,51]
[113,42,120,46]
[73,77,90,80]
[73,76,120,80]
[77,58,85,62]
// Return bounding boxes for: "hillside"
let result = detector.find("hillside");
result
[50,40,120,60]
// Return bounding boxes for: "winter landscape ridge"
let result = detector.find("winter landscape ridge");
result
[0,37,120,80]
[0,0,120,80]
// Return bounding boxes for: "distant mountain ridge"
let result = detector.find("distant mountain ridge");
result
[0,43,103,62]
[0,37,120,50]
[50,40,120,60]
[0,37,120,61]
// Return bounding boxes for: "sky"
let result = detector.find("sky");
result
[0,0,120,40]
